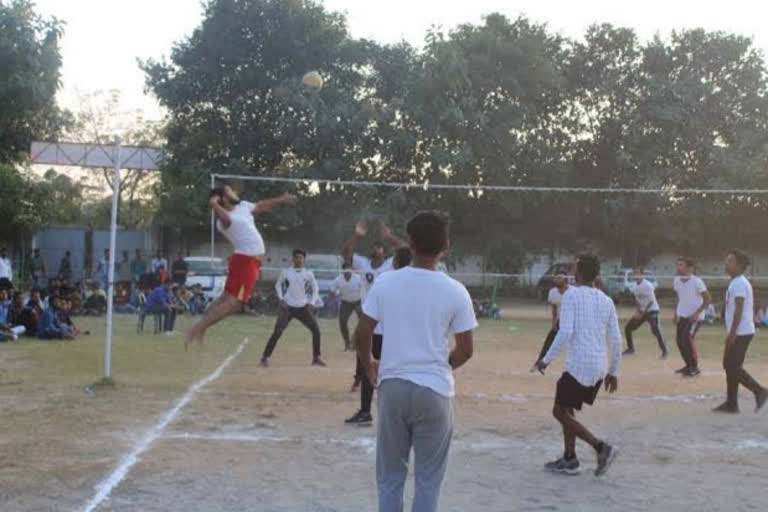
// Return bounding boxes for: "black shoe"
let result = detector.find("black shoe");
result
[712,401,739,414]
[622,348,636,356]
[683,367,701,377]
[755,388,768,413]
[544,456,580,475]
[675,366,689,374]
[312,357,327,367]
[344,410,373,426]
[595,443,617,477]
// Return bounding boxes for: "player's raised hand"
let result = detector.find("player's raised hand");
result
[379,222,392,239]
[355,219,368,237]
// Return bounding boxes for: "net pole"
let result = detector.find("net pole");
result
[104,136,121,380]
[210,173,216,259]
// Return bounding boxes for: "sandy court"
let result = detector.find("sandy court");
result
[1,308,767,511]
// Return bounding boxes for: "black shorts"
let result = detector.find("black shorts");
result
[555,372,602,410]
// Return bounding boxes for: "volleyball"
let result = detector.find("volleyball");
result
[302,70,324,89]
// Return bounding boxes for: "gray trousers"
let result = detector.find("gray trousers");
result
[377,378,453,512]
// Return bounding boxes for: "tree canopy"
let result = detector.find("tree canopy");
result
[141,0,768,268]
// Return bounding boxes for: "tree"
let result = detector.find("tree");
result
[0,0,69,163]
[65,90,163,229]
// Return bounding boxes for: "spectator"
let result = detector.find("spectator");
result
[174,285,192,313]
[151,250,168,275]
[26,288,44,321]
[118,250,131,284]
[130,249,147,301]
[57,297,81,337]
[171,251,188,286]
[30,248,47,288]
[189,284,207,315]
[58,250,73,284]
[146,279,179,333]
[7,291,34,337]
[0,246,12,288]
[83,282,107,315]
[0,289,26,341]
[37,296,74,340]
[96,249,112,291]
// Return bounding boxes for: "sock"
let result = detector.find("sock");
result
[564,451,576,460]
[595,442,605,454]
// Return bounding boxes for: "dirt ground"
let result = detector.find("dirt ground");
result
[1,304,767,511]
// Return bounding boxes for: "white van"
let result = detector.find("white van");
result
[184,256,228,302]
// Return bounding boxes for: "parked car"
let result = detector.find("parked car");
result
[603,268,658,302]
[184,256,228,302]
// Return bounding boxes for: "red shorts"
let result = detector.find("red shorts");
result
[225,254,262,302]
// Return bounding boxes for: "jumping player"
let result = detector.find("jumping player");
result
[623,267,667,358]
[184,185,296,348]
[536,254,621,476]
[342,219,407,425]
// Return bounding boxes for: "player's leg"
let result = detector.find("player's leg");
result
[688,322,701,373]
[339,301,353,351]
[647,312,668,357]
[184,293,242,345]
[675,318,692,373]
[376,379,413,512]
[361,334,383,414]
[261,306,294,365]
[623,316,643,354]
[294,306,324,365]
[411,383,453,512]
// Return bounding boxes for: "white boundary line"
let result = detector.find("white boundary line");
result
[77,338,250,512]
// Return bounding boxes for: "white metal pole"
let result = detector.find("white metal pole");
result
[104,136,121,380]
[210,173,215,259]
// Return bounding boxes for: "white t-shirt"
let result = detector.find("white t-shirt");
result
[725,275,755,336]
[151,257,168,272]
[674,276,707,319]
[276,267,319,308]
[352,253,393,297]
[332,273,363,303]
[0,257,11,280]
[216,201,266,256]
[362,267,478,397]
[634,279,660,313]
[548,287,565,306]
[353,253,395,335]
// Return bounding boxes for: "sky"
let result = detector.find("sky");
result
[33,0,768,121]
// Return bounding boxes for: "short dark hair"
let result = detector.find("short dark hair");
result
[678,256,695,268]
[372,241,386,250]
[730,249,750,271]
[292,248,307,258]
[393,247,412,269]
[209,186,227,199]
[406,211,449,257]
[12,291,22,300]
[576,254,600,283]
